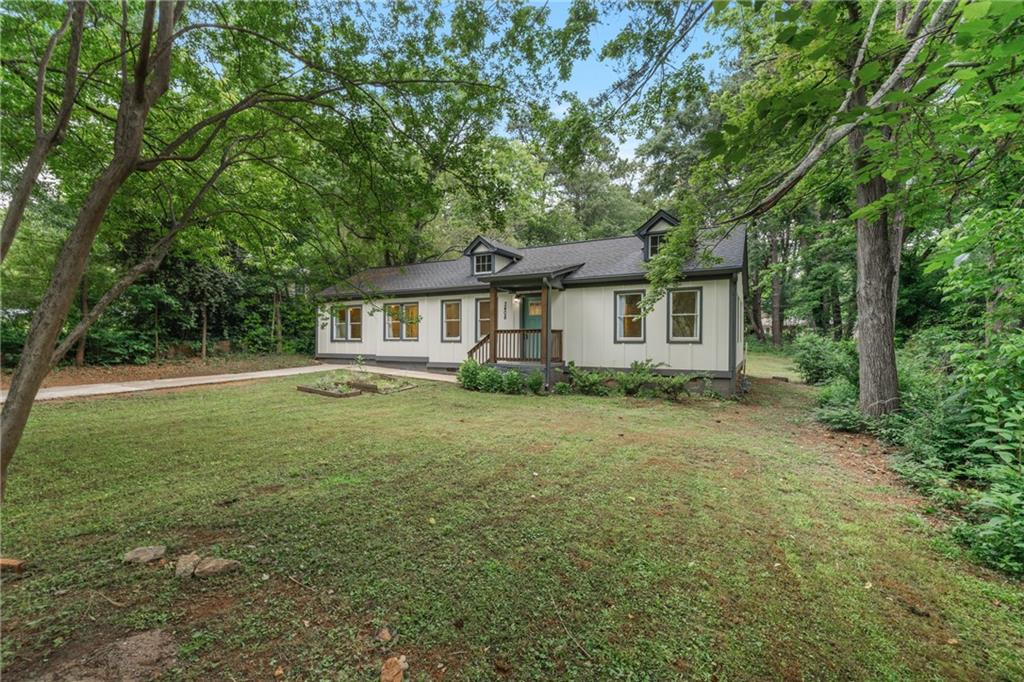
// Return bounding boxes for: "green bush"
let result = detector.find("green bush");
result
[792,332,858,385]
[456,358,482,390]
[657,374,695,401]
[614,360,660,396]
[958,469,1024,575]
[501,369,526,395]
[566,362,610,396]
[552,382,572,395]
[526,370,545,395]
[477,366,504,393]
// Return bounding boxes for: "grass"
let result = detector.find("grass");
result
[2,374,1021,680]
[746,349,802,382]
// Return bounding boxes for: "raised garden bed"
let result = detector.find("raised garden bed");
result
[297,370,417,398]
[296,385,362,398]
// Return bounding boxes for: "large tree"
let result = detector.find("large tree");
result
[0,0,589,496]
[613,0,1023,416]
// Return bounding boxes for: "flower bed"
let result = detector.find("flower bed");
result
[298,370,416,397]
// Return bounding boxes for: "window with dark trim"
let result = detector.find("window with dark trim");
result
[384,302,419,341]
[668,289,700,342]
[441,300,461,342]
[615,292,644,342]
[648,233,665,258]
[474,253,494,275]
[476,298,492,339]
[331,305,362,341]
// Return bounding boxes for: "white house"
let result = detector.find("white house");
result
[317,210,747,394]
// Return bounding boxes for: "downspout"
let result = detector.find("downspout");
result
[542,276,552,389]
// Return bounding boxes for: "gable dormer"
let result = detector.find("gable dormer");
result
[635,209,680,261]
[463,236,523,277]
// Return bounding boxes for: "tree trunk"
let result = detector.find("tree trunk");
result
[1,154,138,497]
[849,91,900,417]
[200,304,208,361]
[154,303,160,360]
[75,276,88,367]
[831,282,843,341]
[272,290,283,353]
[1,2,86,263]
[743,263,765,342]
[770,239,784,346]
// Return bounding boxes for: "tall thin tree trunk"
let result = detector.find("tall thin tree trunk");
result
[743,263,765,342]
[154,302,160,360]
[849,90,900,417]
[770,239,784,347]
[200,304,208,361]
[271,289,283,353]
[831,282,843,341]
[75,276,88,367]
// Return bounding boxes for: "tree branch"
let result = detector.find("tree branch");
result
[725,0,958,224]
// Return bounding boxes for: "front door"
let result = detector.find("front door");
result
[520,294,542,360]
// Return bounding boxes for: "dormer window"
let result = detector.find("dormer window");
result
[474,253,494,275]
[648,234,665,258]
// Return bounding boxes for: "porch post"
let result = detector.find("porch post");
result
[489,284,498,363]
[540,283,549,367]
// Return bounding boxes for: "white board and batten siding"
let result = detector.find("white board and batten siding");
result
[317,275,743,376]
[316,291,520,367]
[549,278,735,374]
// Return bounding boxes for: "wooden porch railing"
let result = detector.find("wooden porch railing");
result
[468,329,563,363]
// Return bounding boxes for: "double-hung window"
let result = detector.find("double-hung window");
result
[668,288,701,342]
[648,233,665,257]
[384,302,419,341]
[441,300,461,342]
[474,253,494,275]
[615,292,644,342]
[331,305,362,341]
[476,298,492,340]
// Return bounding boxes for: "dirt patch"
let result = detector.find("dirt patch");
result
[1,355,317,389]
[253,483,285,496]
[33,629,177,682]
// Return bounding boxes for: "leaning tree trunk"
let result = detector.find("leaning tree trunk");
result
[849,97,900,417]
[1,154,138,496]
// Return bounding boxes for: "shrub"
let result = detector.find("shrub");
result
[456,358,482,390]
[792,332,857,385]
[958,469,1024,575]
[552,382,572,395]
[565,362,610,396]
[657,374,694,401]
[477,366,504,393]
[526,370,545,395]
[501,369,526,395]
[615,360,660,396]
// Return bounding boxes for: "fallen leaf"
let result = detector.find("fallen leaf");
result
[380,654,409,682]
[377,627,392,642]
[274,665,285,678]
[428,517,436,525]
[864,581,873,590]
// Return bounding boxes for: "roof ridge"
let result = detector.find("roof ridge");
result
[518,234,638,250]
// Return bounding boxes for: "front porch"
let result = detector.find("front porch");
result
[468,329,564,364]
[467,281,564,367]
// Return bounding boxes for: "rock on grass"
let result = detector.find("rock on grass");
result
[193,557,241,577]
[123,546,165,563]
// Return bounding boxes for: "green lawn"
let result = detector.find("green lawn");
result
[2,374,1021,680]
[746,349,802,382]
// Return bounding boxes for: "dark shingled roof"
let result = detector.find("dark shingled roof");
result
[320,225,745,299]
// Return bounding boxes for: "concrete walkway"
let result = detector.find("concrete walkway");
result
[0,363,456,403]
